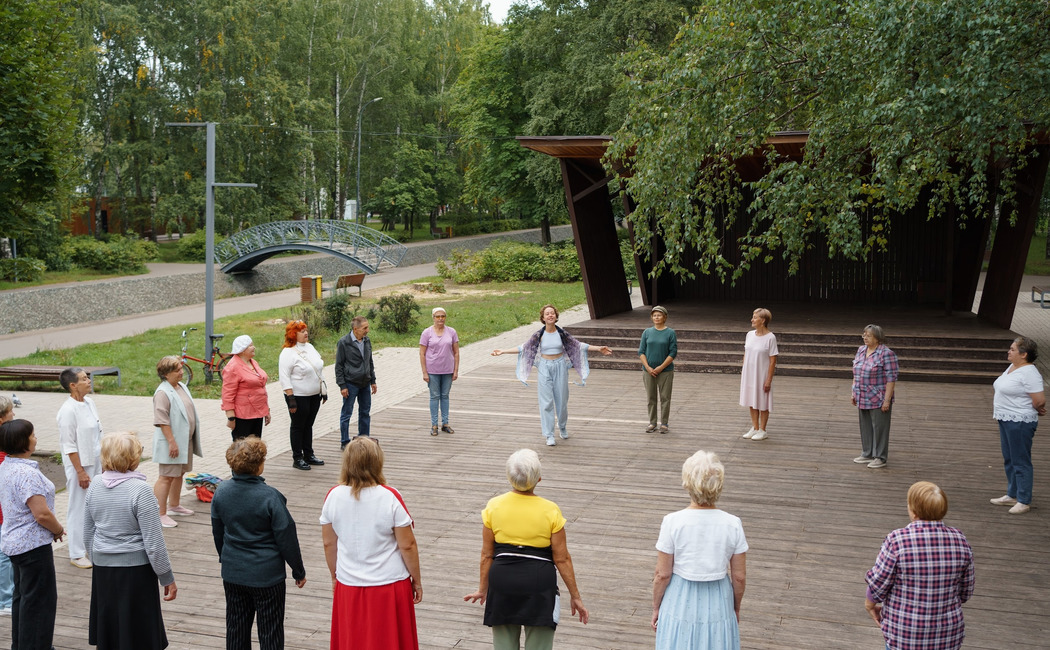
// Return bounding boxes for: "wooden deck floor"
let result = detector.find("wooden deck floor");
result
[12,367,1050,649]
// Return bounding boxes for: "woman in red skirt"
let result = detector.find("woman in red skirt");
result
[321,437,422,649]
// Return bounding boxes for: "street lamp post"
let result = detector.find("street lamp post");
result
[356,97,383,223]
[166,122,257,383]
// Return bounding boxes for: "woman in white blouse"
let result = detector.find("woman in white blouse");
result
[279,320,327,471]
[652,450,747,650]
[989,337,1045,515]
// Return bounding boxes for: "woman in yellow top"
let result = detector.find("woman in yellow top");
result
[464,448,588,649]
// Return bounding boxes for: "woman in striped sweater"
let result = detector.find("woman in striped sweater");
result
[85,432,177,649]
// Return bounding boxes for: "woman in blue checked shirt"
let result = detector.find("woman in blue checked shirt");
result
[851,325,898,469]
[865,481,974,650]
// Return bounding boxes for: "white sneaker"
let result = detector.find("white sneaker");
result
[742,427,756,439]
[1008,502,1030,514]
[867,458,887,469]
[545,437,556,447]
[160,514,179,528]
[750,429,768,441]
[990,495,1017,506]
[853,456,874,464]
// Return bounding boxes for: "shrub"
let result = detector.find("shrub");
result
[61,235,158,273]
[367,293,421,334]
[436,241,581,283]
[0,257,46,282]
[178,230,225,262]
[322,292,355,333]
[289,291,356,340]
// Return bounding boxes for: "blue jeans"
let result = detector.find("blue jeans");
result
[428,373,452,426]
[0,526,12,609]
[537,357,570,441]
[339,383,372,443]
[998,418,1037,504]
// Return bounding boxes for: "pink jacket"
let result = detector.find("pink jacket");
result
[220,356,270,419]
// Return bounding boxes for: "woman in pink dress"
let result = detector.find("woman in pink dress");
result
[739,308,778,441]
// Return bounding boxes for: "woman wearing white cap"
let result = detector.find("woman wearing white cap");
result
[419,307,460,436]
[221,335,271,440]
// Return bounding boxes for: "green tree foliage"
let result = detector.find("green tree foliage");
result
[372,141,440,237]
[62,0,487,246]
[0,1,80,240]
[609,0,1050,280]
[451,0,692,223]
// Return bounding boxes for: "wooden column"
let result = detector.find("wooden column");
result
[560,157,632,319]
[978,146,1050,328]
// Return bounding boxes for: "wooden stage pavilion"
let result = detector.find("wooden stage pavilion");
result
[36,365,1049,649]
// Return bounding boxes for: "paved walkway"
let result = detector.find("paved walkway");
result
[13,293,640,557]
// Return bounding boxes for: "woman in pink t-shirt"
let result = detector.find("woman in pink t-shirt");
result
[419,307,460,436]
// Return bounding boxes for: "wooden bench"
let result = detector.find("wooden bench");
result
[430,226,452,239]
[0,365,122,389]
[333,273,366,297]
[1032,286,1050,309]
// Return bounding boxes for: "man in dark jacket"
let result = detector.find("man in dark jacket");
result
[334,316,378,446]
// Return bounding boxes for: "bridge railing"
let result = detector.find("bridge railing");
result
[214,220,408,271]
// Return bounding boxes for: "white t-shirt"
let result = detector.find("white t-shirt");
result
[656,508,748,582]
[319,484,412,586]
[992,364,1044,422]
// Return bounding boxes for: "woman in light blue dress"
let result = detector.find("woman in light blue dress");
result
[652,450,747,649]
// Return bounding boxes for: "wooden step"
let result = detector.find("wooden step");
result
[570,325,1011,385]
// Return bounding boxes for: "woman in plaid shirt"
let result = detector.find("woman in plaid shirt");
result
[865,482,974,650]
[851,325,899,469]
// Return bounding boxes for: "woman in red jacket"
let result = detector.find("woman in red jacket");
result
[221,335,271,440]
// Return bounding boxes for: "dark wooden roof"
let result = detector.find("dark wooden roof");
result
[518,132,810,182]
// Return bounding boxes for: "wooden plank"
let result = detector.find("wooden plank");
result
[2,369,1046,648]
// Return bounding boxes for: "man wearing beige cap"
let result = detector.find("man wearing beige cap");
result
[638,306,677,433]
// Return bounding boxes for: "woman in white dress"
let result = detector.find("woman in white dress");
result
[739,308,778,441]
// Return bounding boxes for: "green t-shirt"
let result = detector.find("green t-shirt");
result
[638,326,678,372]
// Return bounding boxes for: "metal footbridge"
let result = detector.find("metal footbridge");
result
[215,220,408,273]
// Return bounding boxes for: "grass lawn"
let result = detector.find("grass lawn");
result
[1026,235,1050,275]
[0,279,586,398]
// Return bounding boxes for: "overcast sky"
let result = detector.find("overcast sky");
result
[485,0,516,23]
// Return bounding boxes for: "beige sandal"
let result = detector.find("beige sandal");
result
[431,426,439,436]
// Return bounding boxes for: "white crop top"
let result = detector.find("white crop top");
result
[540,330,564,355]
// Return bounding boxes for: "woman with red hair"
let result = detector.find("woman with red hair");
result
[278,320,327,471]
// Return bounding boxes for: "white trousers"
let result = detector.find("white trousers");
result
[63,460,100,559]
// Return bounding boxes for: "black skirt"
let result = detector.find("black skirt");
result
[483,543,559,628]
[89,563,168,650]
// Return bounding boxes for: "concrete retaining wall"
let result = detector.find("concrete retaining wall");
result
[2,226,573,334]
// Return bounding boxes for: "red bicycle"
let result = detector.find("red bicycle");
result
[179,328,231,384]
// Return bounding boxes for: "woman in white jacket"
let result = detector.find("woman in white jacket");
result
[280,320,327,471]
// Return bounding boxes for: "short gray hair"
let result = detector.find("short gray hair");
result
[0,395,12,421]
[1013,336,1039,363]
[682,450,725,506]
[506,448,542,491]
[863,324,885,344]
